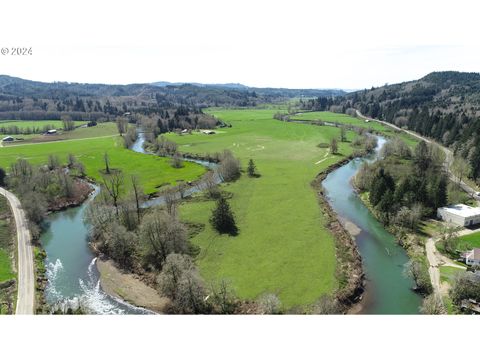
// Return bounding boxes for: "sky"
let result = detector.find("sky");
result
[1,0,480,89]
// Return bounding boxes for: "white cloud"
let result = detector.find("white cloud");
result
[1,0,480,89]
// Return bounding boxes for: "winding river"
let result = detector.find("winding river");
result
[322,138,423,314]
[40,130,422,314]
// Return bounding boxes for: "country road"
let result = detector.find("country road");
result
[355,110,480,302]
[0,187,35,314]
[356,110,480,205]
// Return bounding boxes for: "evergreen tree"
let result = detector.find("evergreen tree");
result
[0,167,5,187]
[210,196,238,235]
[247,159,256,177]
[330,138,338,154]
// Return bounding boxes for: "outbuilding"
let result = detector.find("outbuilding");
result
[46,129,57,135]
[2,136,14,142]
[437,204,480,227]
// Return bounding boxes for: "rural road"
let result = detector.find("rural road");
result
[0,187,35,314]
[356,110,480,205]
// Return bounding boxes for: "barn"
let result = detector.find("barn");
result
[437,204,480,227]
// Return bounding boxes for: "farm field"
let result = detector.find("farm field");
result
[2,122,117,145]
[169,108,357,309]
[292,111,419,147]
[0,135,205,194]
[0,119,87,130]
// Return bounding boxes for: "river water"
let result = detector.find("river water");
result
[40,130,422,314]
[322,138,423,314]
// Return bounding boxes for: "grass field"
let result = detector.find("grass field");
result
[167,109,358,309]
[0,135,205,194]
[292,111,419,148]
[2,123,117,145]
[0,120,87,130]
[457,232,480,251]
[0,197,15,283]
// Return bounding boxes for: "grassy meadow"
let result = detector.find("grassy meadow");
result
[292,111,419,148]
[167,109,358,309]
[457,232,480,251]
[0,135,205,194]
[0,119,87,130]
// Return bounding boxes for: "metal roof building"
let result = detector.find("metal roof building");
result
[437,204,480,227]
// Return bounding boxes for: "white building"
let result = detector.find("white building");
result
[437,204,480,227]
[465,248,480,266]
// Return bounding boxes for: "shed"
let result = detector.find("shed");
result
[46,129,57,135]
[437,204,480,227]
[2,136,14,142]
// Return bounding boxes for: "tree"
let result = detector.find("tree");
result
[330,138,338,155]
[257,293,281,314]
[420,294,445,314]
[403,258,432,294]
[67,153,77,168]
[313,294,341,314]
[47,155,60,170]
[171,152,184,168]
[218,150,241,182]
[104,152,110,174]
[61,115,75,131]
[106,223,137,269]
[210,196,238,235]
[116,117,128,136]
[157,253,195,300]
[450,272,480,305]
[439,226,460,255]
[451,156,470,190]
[247,159,257,177]
[130,175,143,223]
[210,279,237,314]
[340,126,347,142]
[139,209,188,269]
[101,171,124,215]
[0,167,6,186]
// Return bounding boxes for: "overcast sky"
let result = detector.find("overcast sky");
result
[1,0,479,89]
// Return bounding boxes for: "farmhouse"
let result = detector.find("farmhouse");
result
[2,136,14,142]
[465,248,480,266]
[437,204,480,227]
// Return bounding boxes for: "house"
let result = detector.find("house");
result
[365,119,370,123]
[46,129,57,135]
[437,204,480,227]
[465,248,480,266]
[2,136,14,142]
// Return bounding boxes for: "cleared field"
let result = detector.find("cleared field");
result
[457,232,480,251]
[0,197,14,283]
[2,123,118,144]
[169,108,356,309]
[0,135,205,195]
[0,120,87,129]
[292,111,419,147]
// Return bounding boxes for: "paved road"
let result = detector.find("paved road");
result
[0,187,35,314]
[356,110,480,204]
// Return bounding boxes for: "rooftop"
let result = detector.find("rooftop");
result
[466,248,480,261]
[439,204,480,218]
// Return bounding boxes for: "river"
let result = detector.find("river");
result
[40,130,422,314]
[40,131,216,314]
[322,137,423,314]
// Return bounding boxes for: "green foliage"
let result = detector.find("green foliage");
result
[247,159,256,177]
[210,196,238,236]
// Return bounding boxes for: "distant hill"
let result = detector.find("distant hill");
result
[337,71,480,181]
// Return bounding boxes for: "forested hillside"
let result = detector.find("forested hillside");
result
[301,72,480,182]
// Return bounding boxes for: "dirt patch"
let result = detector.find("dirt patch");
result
[341,219,362,236]
[96,258,170,313]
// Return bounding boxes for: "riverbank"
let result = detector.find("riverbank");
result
[312,156,365,312]
[96,258,169,313]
